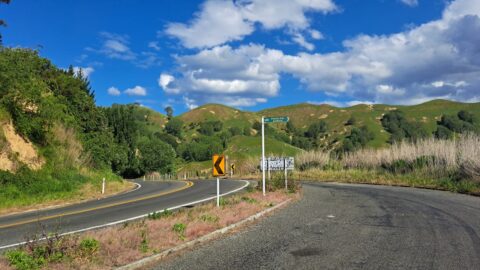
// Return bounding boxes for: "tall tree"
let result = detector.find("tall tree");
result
[165,106,173,119]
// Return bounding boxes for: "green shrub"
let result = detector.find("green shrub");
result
[241,196,257,204]
[199,214,219,223]
[147,209,173,220]
[5,250,40,270]
[79,238,100,258]
[172,223,187,240]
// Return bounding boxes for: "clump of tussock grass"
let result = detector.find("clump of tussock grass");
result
[342,134,480,181]
[296,150,330,171]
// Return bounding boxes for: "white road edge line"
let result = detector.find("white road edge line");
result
[0,182,142,220]
[0,180,249,251]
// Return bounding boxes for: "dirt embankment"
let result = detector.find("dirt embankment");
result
[0,121,44,172]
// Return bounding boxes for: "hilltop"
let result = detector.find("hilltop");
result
[174,100,480,151]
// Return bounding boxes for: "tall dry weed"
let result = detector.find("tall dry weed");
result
[52,125,90,168]
[296,150,330,170]
[342,134,480,181]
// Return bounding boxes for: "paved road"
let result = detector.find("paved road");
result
[0,179,248,250]
[156,182,480,270]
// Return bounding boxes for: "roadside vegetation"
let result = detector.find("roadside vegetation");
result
[0,189,297,270]
[240,134,480,195]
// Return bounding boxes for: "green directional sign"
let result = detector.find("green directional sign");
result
[264,116,289,123]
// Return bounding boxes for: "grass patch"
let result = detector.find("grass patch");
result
[0,166,132,216]
[0,189,298,269]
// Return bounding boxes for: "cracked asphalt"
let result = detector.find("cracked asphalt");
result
[153,182,480,270]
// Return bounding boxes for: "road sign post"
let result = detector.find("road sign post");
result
[262,117,266,196]
[284,159,288,191]
[261,116,289,196]
[217,177,220,207]
[213,155,226,207]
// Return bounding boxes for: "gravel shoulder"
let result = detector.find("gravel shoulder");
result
[154,182,480,270]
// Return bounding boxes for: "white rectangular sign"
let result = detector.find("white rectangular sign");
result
[260,157,294,171]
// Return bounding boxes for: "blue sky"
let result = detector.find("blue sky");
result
[2,0,480,114]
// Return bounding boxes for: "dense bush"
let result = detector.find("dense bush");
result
[137,137,176,174]
[338,126,374,153]
[381,110,428,143]
[305,120,327,139]
[434,110,477,138]
[165,118,183,138]
[178,136,224,161]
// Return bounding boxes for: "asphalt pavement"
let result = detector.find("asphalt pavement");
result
[0,179,248,250]
[155,182,480,270]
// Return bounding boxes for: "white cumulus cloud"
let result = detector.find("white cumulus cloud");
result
[124,86,147,96]
[107,87,121,96]
[401,0,418,7]
[165,0,336,49]
[161,0,480,107]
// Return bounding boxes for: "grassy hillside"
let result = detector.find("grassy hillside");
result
[226,135,302,160]
[238,100,480,149]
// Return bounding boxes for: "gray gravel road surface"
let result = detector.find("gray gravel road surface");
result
[154,182,480,270]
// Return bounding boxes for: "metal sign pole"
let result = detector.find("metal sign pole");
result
[217,177,220,207]
[262,116,266,196]
[268,159,271,180]
[284,158,288,191]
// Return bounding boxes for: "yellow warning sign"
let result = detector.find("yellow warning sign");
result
[213,154,226,177]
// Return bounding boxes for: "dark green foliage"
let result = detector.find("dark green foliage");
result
[286,121,297,134]
[228,126,242,136]
[154,132,179,151]
[165,118,183,138]
[437,114,474,133]
[434,125,454,139]
[381,110,428,143]
[458,110,475,124]
[305,120,327,139]
[217,131,231,148]
[178,136,224,161]
[252,121,262,133]
[346,116,356,126]
[137,137,176,174]
[164,106,173,119]
[339,126,374,153]
[292,136,313,150]
[198,120,222,135]
[243,126,251,136]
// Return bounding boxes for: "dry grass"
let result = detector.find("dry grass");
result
[1,190,295,270]
[296,150,330,170]
[342,134,480,181]
[52,125,90,169]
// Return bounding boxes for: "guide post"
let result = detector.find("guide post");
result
[262,116,266,196]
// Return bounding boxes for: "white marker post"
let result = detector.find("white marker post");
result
[284,158,288,191]
[217,177,220,207]
[102,177,105,195]
[262,116,266,196]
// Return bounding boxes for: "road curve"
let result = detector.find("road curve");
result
[156,182,480,270]
[0,179,248,250]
